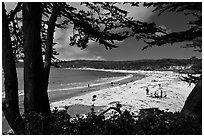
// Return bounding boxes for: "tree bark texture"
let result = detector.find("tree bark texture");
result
[181,78,202,123]
[2,3,24,134]
[42,3,59,112]
[23,2,50,115]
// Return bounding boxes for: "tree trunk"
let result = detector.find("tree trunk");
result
[181,77,202,123]
[2,3,24,134]
[23,3,50,115]
[42,3,59,112]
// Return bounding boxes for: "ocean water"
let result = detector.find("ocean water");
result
[2,68,127,93]
[2,68,129,133]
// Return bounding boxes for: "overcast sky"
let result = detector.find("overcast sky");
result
[5,2,202,61]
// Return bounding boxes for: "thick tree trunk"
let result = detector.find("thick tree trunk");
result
[181,77,202,123]
[23,3,50,115]
[43,3,59,109]
[2,3,24,134]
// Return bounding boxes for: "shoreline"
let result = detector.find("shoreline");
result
[48,71,145,104]
[50,69,194,116]
[2,69,194,133]
[2,68,146,112]
[2,68,131,98]
[12,69,145,111]
[47,74,134,93]
[2,69,145,133]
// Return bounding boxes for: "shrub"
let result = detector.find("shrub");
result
[17,107,201,135]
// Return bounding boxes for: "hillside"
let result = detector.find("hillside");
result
[16,58,201,72]
[56,58,201,72]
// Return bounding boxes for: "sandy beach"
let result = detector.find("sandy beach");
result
[50,69,195,116]
[2,69,144,133]
[2,69,195,133]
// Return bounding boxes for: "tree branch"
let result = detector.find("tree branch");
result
[8,2,22,21]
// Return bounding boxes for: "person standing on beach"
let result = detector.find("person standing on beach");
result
[158,84,167,98]
[159,84,163,98]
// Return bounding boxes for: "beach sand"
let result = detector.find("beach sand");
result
[2,70,143,133]
[51,69,194,117]
[2,69,194,133]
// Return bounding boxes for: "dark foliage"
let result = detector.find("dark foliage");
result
[140,2,202,50]
[9,108,201,135]
[4,2,202,134]
[6,2,135,61]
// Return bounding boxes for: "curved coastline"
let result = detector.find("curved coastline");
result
[48,68,146,103]
[1,68,144,98]
[2,68,146,133]
[3,69,194,133]
[48,74,134,92]
[4,68,146,111]
[50,70,194,118]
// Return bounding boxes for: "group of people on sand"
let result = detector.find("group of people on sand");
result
[146,84,167,98]
[87,80,167,99]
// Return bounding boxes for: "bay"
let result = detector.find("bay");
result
[2,68,127,93]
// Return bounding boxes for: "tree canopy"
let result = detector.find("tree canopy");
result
[2,2,202,134]
[139,2,201,51]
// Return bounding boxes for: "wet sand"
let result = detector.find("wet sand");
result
[49,73,145,103]
[2,72,145,133]
[2,70,194,134]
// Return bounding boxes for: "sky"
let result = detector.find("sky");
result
[5,2,202,61]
